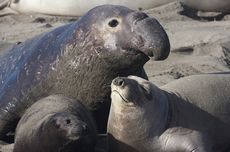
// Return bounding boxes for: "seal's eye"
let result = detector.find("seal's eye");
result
[108,19,119,27]
[66,119,71,124]
[140,85,152,100]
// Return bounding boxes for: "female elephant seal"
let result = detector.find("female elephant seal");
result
[180,0,230,12]
[108,74,230,152]
[1,0,175,16]
[0,5,170,139]
[13,95,97,152]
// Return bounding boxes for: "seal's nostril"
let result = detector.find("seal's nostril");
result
[82,124,88,132]
[118,79,124,86]
[113,77,124,87]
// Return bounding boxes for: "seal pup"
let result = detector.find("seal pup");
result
[13,95,97,152]
[108,75,230,152]
[0,0,176,16]
[0,5,170,139]
[180,0,230,13]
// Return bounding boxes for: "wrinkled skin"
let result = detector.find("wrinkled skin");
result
[14,95,97,152]
[108,75,230,152]
[0,4,170,140]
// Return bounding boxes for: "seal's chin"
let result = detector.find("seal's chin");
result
[67,135,81,140]
[111,90,134,106]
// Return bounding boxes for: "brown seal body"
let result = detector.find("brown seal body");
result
[108,74,230,152]
[13,95,97,152]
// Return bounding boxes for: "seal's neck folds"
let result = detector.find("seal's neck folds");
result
[108,87,169,151]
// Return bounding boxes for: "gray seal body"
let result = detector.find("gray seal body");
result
[108,74,230,152]
[0,4,170,138]
[13,95,97,152]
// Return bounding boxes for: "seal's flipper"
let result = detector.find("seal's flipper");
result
[159,127,209,152]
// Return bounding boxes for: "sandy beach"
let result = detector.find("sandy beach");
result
[0,1,230,151]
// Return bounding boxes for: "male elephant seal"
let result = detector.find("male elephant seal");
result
[180,0,230,12]
[0,5,170,139]
[13,95,97,152]
[108,74,230,152]
[0,0,176,16]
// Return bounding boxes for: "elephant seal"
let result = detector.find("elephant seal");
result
[0,0,176,16]
[108,74,230,152]
[180,0,230,12]
[13,95,97,152]
[0,5,170,139]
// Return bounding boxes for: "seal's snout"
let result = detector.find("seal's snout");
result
[77,122,88,133]
[70,122,89,138]
[113,77,125,87]
[127,10,170,61]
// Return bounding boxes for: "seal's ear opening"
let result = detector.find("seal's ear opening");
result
[51,118,59,128]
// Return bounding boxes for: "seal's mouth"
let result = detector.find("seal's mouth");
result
[122,48,150,59]
[112,90,135,106]
[112,90,129,103]
[139,47,154,58]
[67,135,81,140]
